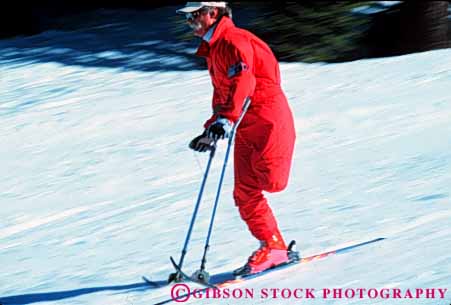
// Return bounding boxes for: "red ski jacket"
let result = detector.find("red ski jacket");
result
[196,16,295,193]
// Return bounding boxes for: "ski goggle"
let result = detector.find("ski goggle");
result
[185,8,207,21]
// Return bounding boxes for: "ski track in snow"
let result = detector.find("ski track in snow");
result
[1,36,450,305]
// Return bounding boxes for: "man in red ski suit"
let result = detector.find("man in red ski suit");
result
[177,2,296,275]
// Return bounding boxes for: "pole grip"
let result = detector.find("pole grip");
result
[228,96,251,142]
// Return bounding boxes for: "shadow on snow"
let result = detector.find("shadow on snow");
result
[0,6,206,72]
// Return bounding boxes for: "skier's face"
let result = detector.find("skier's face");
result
[185,7,218,37]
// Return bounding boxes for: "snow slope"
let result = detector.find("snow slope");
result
[1,22,450,305]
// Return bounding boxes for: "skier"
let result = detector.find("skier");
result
[177,2,297,275]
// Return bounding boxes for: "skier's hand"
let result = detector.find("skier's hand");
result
[207,118,233,141]
[189,132,215,152]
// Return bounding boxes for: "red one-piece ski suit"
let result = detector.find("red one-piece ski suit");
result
[196,16,296,242]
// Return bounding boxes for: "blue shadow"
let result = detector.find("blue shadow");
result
[0,280,162,305]
[0,6,205,73]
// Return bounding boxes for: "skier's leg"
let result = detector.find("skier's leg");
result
[233,142,289,274]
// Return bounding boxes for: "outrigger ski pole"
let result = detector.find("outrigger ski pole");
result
[168,140,217,283]
[169,97,251,284]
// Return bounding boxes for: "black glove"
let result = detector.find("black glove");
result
[189,131,215,152]
[207,118,233,141]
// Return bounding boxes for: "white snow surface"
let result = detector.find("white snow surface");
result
[1,36,450,305]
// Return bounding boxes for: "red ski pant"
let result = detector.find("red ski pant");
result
[233,138,294,242]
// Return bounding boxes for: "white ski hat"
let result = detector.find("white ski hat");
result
[176,2,227,14]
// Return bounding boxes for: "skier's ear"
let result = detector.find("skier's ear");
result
[209,8,219,19]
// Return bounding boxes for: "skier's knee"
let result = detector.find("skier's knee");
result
[263,180,288,193]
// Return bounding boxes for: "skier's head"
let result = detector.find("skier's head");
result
[176,2,232,37]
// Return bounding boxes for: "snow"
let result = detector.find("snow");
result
[352,1,403,15]
[1,21,450,305]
